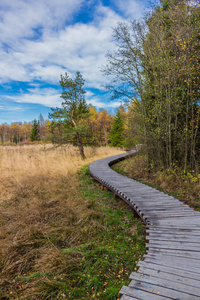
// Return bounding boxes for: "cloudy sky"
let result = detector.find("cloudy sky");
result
[0,0,150,123]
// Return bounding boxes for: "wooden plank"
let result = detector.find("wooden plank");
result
[147,249,200,259]
[120,296,139,300]
[128,279,200,300]
[147,234,200,241]
[147,225,200,230]
[134,204,186,209]
[129,272,200,296]
[146,236,200,243]
[145,210,198,215]
[146,228,200,237]
[142,207,193,211]
[140,256,200,273]
[147,224,200,230]
[147,231,200,238]
[136,267,200,288]
[137,260,200,281]
[145,212,197,217]
[144,253,200,267]
[119,285,171,300]
[146,239,200,246]
[128,198,181,203]
[146,242,200,251]
[149,216,200,223]
[144,213,198,219]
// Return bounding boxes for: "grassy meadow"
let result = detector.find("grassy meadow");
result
[0,145,145,300]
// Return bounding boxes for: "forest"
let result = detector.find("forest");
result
[104,0,200,172]
[0,107,122,145]
[0,104,136,150]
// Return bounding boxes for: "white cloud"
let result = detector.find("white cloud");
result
[4,87,121,110]
[85,90,121,109]
[0,59,27,83]
[31,65,67,83]
[88,97,122,108]
[114,0,147,19]
[5,88,61,107]
[0,2,124,88]
[0,105,23,111]
[0,0,147,113]
[0,0,85,45]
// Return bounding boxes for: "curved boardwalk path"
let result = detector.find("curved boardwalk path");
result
[89,151,200,300]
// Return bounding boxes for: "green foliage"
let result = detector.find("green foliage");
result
[104,1,200,172]
[110,110,125,147]
[142,0,200,170]
[49,71,92,159]
[59,166,145,300]
[30,119,40,141]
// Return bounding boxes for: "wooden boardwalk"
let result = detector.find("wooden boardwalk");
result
[89,151,200,300]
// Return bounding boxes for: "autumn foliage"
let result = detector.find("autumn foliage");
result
[104,0,200,172]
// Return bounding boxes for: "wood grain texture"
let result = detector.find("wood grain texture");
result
[89,151,200,299]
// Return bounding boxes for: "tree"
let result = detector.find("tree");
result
[30,119,40,141]
[21,123,32,141]
[110,109,125,147]
[123,99,143,148]
[88,106,113,146]
[96,110,113,145]
[142,0,200,170]
[10,122,22,144]
[49,71,92,159]
[102,20,147,147]
[0,124,9,144]
[104,0,200,171]
[38,113,46,138]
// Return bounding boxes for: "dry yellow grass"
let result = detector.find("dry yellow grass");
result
[0,144,122,177]
[0,145,123,202]
[0,145,123,299]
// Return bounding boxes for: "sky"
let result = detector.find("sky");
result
[0,0,150,124]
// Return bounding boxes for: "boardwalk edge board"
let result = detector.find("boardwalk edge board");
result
[89,150,200,300]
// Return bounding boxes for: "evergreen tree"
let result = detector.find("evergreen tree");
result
[49,71,92,159]
[110,110,124,147]
[30,119,40,141]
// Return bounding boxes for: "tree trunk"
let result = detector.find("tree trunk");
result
[76,132,86,160]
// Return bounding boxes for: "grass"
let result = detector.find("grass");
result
[0,145,145,299]
[112,152,200,212]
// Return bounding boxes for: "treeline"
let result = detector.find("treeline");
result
[104,0,200,171]
[0,104,137,148]
[0,122,33,144]
[49,104,137,149]
[29,108,115,146]
[0,114,52,145]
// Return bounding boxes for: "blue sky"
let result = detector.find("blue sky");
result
[0,0,150,124]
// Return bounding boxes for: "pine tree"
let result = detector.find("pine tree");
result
[110,110,124,147]
[49,71,92,159]
[30,119,40,141]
